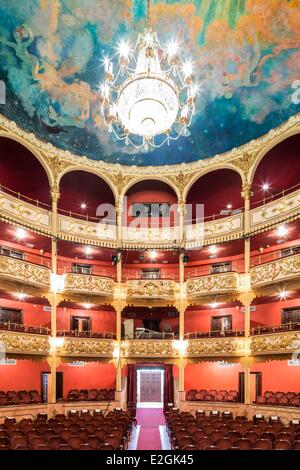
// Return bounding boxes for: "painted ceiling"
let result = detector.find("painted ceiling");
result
[0,0,300,166]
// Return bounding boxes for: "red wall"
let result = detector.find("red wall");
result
[185,362,243,391]
[57,362,116,398]
[57,307,116,333]
[0,360,49,392]
[0,298,51,328]
[251,361,300,393]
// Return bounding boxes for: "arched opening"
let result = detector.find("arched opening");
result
[0,138,50,205]
[252,134,300,206]
[58,171,115,221]
[186,169,243,222]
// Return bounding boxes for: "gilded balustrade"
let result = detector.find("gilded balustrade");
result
[64,272,115,298]
[0,254,50,288]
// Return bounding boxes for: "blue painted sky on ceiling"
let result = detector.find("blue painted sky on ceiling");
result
[0,0,300,166]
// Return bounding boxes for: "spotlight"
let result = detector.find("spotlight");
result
[226,204,232,210]
[262,183,270,192]
[84,246,93,256]
[208,245,218,256]
[15,292,27,300]
[278,290,288,300]
[15,227,26,239]
[80,203,87,209]
[210,302,220,309]
[82,303,92,309]
[276,225,288,238]
[148,250,157,260]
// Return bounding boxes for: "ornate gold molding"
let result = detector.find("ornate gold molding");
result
[126,279,176,300]
[0,255,50,289]
[251,254,300,288]
[0,331,50,355]
[186,272,239,299]
[64,273,115,298]
[251,331,300,355]
[121,340,177,357]
[188,337,246,357]
[57,337,114,357]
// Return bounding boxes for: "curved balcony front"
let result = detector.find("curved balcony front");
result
[125,279,177,301]
[251,253,300,289]
[63,272,115,298]
[0,329,50,355]
[186,272,239,299]
[0,254,50,290]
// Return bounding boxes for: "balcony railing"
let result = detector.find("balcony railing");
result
[185,329,245,339]
[0,254,50,288]
[126,279,176,299]
[123,330,177,340]
[250,253,300,288]
[186,272,239,298]
[0,322,51,335]
[57,330,116,339]
[251,322,300,335]
[64,272,115,297]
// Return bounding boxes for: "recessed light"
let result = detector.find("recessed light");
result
[262,183,270,192]
[208,245,218,256]
[226,204,232,210]
[148,250,157,260]
[15,292,27,300]
[210,302,220,309]
[15,227,26,239]
[278,290,288,300]
[82,303,92,309]
[84,246,92,255]
[80,203,87,209]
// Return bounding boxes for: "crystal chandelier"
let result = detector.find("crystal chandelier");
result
[99,0,197,150]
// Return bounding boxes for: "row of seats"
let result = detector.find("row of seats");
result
[0,390,41,406]
[186,389,239,402]
[166,409,300,450]
[67,388,115,402]
[256,391,300,407]
[0,408,134,450]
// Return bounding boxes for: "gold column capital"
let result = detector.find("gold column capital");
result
[238,291,255,306]
[46,355,61,368]
[241,182,253,200]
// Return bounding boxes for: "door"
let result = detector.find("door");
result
[41,372,63,402]
[138,370,163,403]
[211,315,232,332]
[71,316,91,332]
[239,372,262,403]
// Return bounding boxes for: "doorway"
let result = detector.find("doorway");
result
[137,369,164,407]
[41,372,63,402]
[211,315,232,332]
[71,315,91,332]
[239,372,262,403]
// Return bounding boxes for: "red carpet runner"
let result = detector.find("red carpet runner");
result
[136,408,165,450]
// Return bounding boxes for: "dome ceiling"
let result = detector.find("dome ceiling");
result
[0,0,300,166]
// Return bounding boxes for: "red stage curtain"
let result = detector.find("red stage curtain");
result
[163,364,174,409]
[127,364,137,403]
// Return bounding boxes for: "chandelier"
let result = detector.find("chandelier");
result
[99,0,197,150]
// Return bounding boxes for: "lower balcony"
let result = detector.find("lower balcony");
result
[121,339,177,358]
[63,272,115,298]
[0,330,50,355]
[0,254,50,289]
[186,272,239,299]
[187,337,247,357]
[55,336,114,357]
[251,330,300,355]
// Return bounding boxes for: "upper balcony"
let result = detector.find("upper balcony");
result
[186,271,240,299]
[251,253,300,289]
[125,278,177,301]
[63,272,115,298]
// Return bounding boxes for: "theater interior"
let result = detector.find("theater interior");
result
[0,0,300,453]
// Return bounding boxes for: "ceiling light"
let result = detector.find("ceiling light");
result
[278,290,288,300]
[80,203,87,209]
[262,183,270,192]
[149,250,157,260]
[82,303,92,309]
[100,2,196,151]
[208,245,218,256]
[84,246,93,255]
[226,204,232,210]
[15,227,26,239]
[210,302,220,309]
[15,292,27,300]
[277,225,288,238]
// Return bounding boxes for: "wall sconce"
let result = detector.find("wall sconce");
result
[172,339,188,356]
[50,273,65,293]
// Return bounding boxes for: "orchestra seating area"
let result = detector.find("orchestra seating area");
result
[0,390,41,406]
[186,389,239,403]
[0,409,134,450]
[66,389,115,402]
[166,409,300,450]
[255,392,300,408]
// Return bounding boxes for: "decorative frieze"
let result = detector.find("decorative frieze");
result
[0,255,50,288]
[121,340,177,357]
[251,331,300,355]
[188,337,246,357]
[186,272,239,298]
[64,273,115,297]
[0,331,50,355]
[57,337,114,357]
[250,254,300,288]
[126,279,176,300]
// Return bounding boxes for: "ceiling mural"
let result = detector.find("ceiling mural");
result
[0,0,300,166]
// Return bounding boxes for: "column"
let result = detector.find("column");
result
[178,199,185,245]
[178,358,187,405]
[116,196,123,246]
[240,292,254,405]
[179,252,185,341]
[241,182,252,274]
[47,355,61,404]
[240,357,254,405]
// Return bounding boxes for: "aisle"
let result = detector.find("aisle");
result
[135,407,170,450]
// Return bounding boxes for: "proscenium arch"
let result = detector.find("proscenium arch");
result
[0,133,53,187]
[57,166,117,203]
[183,163,245,201]
[120,175,181,201]
[249,129,300,184]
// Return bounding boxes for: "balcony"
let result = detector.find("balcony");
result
[187,337,247,357]
[186,272,239,299]
[57,330,116,339]
[125,279,176,300]
[250,253,300,288]
[0,329,50,355]
[55,336,114,357]
[121,339,177,358]
[0,254,50,289]
[63,272,115,298]
[251,330,300,355]
[0,322,50,335]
